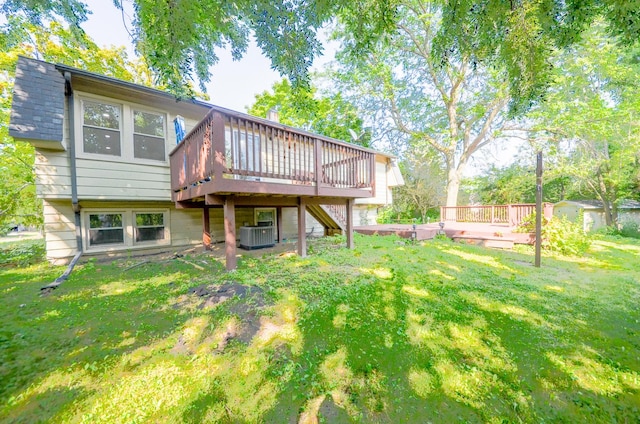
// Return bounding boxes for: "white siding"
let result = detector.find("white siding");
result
[619,211,640,226]
[355,157,392,206]
[353,205,378,226]
[68,91,207,202]
[207,208,255,242]
[43,200,77,263]
[35,150,72,198]
[281,208,323,239]
[75,159,171,200]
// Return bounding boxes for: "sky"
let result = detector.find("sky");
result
[81,1,334,113]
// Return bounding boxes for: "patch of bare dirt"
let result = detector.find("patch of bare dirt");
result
[318,397,351,423]
[173,282,267,353]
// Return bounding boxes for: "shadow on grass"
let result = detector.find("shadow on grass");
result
[0,257,226,422]
[1,234,639,422]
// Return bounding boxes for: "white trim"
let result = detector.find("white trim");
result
[75,91,170,166]
[82,208,171,253]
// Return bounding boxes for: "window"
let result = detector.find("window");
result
[134,212,165,242]
[88,213,124,246]
[84,209,170,251]
[83,101,121,156]
[78,95,169,163]
[133,110,165,161]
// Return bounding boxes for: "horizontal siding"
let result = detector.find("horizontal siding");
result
[76,159,171,200]
[355,159,391,206]
[353,205,378,226]
[170,207,202,246]
[35,150,71,198]
[207,208,254,242]
[43,200,77,262]
[281,208,323,239]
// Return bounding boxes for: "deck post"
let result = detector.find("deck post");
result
[346,198,354,249]
[202,207,211,250]
[298,197,307,257]
[211,112,226,181]
[276,206,283,243]
[224,196,237,271]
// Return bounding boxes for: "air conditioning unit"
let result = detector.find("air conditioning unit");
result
[239,226,275,250]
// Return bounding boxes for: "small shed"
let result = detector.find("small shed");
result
[553,200,640,231]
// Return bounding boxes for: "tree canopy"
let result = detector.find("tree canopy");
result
[5,1,638,106]
[525,22,640,225]
[0,19,152,230]
[247,79,369,145]
[1,0,399,97]
[433,0,640,114]
[330,0,511,207]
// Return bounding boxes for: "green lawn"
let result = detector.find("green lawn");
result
[1,234,639,423]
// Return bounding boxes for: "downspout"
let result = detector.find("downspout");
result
[42,71,82,291]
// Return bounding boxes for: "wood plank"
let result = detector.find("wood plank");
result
[202,207,211,250]
[224,196,237,271]
[346,198,354,249]
[297,197,306,257]
[276,206,283,243]
[317,186,373,198]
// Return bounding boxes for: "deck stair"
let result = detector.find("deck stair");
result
[307,204,347,235]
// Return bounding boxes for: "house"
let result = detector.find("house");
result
[553,200,640,231]
[9,56,403,269]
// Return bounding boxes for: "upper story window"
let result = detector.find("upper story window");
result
[77,95,168,164]
[133,110,165,161]
[82,101,121,156]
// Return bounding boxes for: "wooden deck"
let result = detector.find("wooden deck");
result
[169,106,377,270]
[169,107,376,202]
[441,204,554,227]
[355,222,536,248]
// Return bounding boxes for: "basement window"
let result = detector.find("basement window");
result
[88,213,124,246]
[134,212,166,243]
[83,209,170,252]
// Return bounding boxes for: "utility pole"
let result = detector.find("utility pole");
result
[535,151,543,267]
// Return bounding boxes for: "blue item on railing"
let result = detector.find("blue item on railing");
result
[174,115,186,143]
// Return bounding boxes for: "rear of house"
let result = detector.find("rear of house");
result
[9,56,402,265]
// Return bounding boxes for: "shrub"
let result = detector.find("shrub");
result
[516,212,591,256]
[619,222,640,239]
[0,239,45,267]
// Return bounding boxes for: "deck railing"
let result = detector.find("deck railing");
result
[170,108,375,198]
[440,204,554,227]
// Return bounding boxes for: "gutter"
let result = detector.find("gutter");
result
[42,71,82,291]
[51,62,394,159]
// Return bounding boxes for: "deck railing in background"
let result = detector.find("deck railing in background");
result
[170,109,375,196]
[440,204,554,227]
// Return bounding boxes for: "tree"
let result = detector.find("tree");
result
[527,23,640,226]
[1,0,399,97]
[0,19,152,229]
[247,78,370,146]
[392,147,445,222]
[471,162,571,205]
[433,0,640,114]
[4,1,639,107]
[331,0,511,207]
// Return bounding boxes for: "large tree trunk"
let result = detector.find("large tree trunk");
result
[445,157,465,207]
[597,172,617,227]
